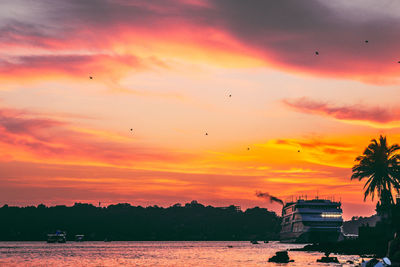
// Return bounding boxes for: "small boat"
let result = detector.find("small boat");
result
[75,234,84,242]
[264,240,269,243]
[47,231,66,243]
[250,240,259,244]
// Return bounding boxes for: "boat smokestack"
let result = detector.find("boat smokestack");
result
[255,191,284,205]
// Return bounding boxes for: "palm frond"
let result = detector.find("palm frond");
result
[351,135,400,205]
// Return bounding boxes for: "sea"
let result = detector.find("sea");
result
[0,241,363,266]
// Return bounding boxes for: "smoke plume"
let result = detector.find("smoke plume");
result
[255,191,284,205]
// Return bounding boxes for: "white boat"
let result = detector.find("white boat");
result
[47,231,67,243]
[75,234,84,242]
[280,197,343,243]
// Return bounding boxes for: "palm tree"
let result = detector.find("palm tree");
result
[351,135,400,206]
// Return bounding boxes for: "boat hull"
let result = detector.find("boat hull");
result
[280,228,341,243]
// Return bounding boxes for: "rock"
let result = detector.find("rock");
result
[268,251,294,263]
[392,250,400,261]
[317,252,339,263]
[364,258,379,267]
[316,256,339,263]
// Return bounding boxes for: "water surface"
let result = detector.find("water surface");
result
[0,241,362,266]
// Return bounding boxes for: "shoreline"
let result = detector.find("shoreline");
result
[291,239,388,258]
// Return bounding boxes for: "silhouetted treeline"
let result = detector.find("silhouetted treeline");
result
[0,201,281,241]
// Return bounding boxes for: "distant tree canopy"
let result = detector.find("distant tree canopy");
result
[0,201,281,241]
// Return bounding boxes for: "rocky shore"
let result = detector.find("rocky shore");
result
[292,235,400,266]
[291,239,387,257]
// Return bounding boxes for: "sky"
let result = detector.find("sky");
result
[1,0,400,220]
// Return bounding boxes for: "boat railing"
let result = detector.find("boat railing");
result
[284,195,341,204]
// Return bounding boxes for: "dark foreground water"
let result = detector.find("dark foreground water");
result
[0,241,363,266]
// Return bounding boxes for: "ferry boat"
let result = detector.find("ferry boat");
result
[280,197,343,243]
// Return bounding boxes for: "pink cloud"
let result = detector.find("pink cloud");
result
[283,97,400,124]
[1,1,400,82]
[0,54,145,81]
[0,106,193,164]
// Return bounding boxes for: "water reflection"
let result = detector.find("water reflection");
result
[0,241,361,266]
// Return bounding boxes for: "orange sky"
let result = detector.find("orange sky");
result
[2,0,400,219]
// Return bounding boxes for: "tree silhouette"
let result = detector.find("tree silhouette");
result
[351,135,400,206]
[0,202,281,241]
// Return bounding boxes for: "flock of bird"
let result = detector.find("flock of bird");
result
[87,73,255,151]
[87,39,400,153]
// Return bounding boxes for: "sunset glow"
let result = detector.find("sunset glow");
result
[2,0,400,219]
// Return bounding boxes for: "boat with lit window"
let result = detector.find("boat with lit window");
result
[280,197,343,243]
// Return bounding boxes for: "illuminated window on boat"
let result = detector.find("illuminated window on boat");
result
[321,212,342,218]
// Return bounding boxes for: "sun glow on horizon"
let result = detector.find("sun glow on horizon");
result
[1,0,400,220]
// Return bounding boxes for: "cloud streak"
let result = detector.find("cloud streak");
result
[0,54,145,81]
[0,106,193,166]
[283,97,400,124]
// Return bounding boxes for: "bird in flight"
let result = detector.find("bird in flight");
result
[130,128,133,132]
[315,51,319,55]
[298,150,300,153]
[247,147,250,150]
[89,76,93,79]
[365,40,369,43]
[205,132,208,136]
[229,94,232,97]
